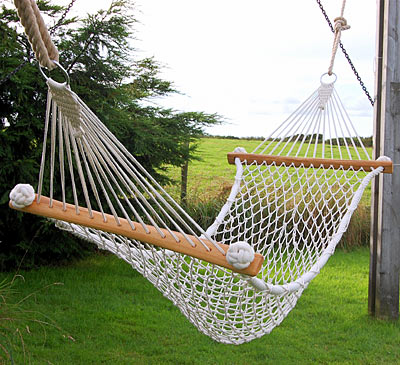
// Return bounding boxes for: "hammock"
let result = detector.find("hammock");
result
[9,0,393,344]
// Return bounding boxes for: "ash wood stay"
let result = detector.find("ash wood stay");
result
[227,153,393,174]
[9,195,264,276]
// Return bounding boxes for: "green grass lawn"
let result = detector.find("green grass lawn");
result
[1,248,399,364]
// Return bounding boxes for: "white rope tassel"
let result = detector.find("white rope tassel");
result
[226,241,255,270]
[10,184,35,208]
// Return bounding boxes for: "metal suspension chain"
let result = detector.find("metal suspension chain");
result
[0,0,76,86]
[49,0,77,36]
[316,0,374,106]
[0,58,30,86]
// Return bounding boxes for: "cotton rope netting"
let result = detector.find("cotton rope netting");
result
[8,71,389,344]
[9,0,391,345]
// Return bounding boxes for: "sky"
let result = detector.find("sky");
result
[62,0,377,138]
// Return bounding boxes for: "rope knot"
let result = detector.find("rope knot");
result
[334,16,350,32]
[226,241,255,270]
[328,9,351,76]
[10,183,35,209]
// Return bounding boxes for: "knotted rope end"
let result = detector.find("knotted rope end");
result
[226,241,255,270]
[334,16,351,32]
[10,183,35,209]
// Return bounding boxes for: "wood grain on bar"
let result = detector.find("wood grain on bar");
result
[227,153,393,174]
[9,195,264,276]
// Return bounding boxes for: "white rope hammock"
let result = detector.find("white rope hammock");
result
[9,0,393,345]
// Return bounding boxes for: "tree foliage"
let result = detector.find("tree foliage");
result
[0,0,221,270]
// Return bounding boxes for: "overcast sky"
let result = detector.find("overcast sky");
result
[65,0,377,137]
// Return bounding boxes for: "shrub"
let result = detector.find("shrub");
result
[0,206,95,271]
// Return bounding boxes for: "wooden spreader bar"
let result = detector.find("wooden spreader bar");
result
[9,195,264,276]
[227,153,393,174]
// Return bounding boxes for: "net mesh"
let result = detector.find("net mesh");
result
[53,160,370,344]
[213,162,365,285]
[19,76,385,344]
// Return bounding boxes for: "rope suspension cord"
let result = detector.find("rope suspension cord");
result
[327,0,350,75]
[316,0,374,106]
[0,0,76,86]
[14,0,59,70]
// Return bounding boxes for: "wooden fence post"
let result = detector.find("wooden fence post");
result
[369,0,400,320]
[180,140,189,209]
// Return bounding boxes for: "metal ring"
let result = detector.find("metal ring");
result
[320,72,337,85]
[38,60,70,85]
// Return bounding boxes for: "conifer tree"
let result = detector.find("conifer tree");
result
[0,0,221,269]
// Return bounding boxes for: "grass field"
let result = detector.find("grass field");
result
[1,249,399,364]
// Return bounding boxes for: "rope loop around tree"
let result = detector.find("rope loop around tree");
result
[14,0,59,70]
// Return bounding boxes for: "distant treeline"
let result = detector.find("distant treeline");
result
[205,134,373,147]
[205,135,266,141]
[275,134,373,148]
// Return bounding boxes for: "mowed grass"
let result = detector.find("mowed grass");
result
[1,248,399,364]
